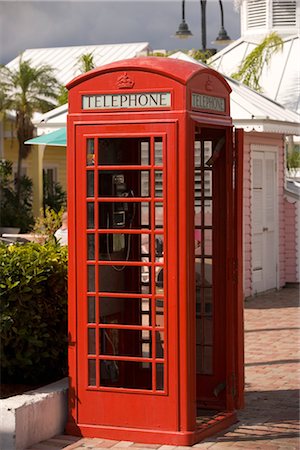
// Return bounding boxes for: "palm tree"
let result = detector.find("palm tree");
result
[231,32,283,92]
[77,52,95,73]
[57,52,96,106]
[0,56,60,201]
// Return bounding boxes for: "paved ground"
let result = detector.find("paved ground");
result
[27,286,300,450]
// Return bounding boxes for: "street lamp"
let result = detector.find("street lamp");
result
[175,0,232,50]
[175,0,193,39]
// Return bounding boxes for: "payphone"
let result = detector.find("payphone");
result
[66,57,244,445]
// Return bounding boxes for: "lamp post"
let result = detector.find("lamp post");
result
[175,0,232,51]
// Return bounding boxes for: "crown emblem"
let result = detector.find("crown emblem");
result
[205,76,213,92]
[116,72,135,89]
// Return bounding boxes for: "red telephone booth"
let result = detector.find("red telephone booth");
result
[66,57,244,445]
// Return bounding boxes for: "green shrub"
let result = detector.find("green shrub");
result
[0,241,68,384]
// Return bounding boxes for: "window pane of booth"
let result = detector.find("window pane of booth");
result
[98,138,150,166]
[88,328,96,355]
[87,265,95,292]
[155,171,163,197]
[99,297,151,326]
[100,360,152,390]
[156,363,164,391]
[100,329,152,358]
[156,299,164,327]
[98,233,150,261]
[88,297,96,323]
[87,170,94,197]
[88,359,96,386]
[87,203,95,229]
[98,171,150,198]
[154,137,163,166]
[156,331,164,358]
[98,265,152,294]
[98,202,151,229]
[155,202,164,228]
[87,234,95,260]
[86,138,95,166]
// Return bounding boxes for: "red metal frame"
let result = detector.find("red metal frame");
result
[66,57,244,445]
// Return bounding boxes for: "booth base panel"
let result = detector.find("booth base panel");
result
[66,412,237,446]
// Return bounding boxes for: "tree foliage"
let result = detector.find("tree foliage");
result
[0,160,34,232]
[231,32,283,92]
[0,56,60,198]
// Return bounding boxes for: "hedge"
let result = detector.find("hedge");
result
[0,241,68,384]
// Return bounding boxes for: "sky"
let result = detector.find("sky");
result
[0,1,241,66]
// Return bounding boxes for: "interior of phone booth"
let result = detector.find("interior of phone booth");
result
[88,136,165,391]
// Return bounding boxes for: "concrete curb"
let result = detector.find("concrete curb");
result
[0,378,68,450]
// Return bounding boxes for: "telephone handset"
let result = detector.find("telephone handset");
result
[106,173,135,270]
[112,174,129,228]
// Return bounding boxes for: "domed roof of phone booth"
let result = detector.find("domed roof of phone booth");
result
[66,56,231,93]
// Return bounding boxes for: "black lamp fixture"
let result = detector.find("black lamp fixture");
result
[175,0,193,39]
[213,0,232,45]
[175,0,232,50]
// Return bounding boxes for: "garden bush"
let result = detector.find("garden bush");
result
[0,241,68,385]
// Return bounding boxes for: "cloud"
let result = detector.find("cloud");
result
[0,1,240,65]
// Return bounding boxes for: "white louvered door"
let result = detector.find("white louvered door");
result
[252,151,277,294]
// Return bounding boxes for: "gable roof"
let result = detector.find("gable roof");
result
[31,52,299,137]
[170,52,300,135]
[6,42,151,86]
[208,34,300,114]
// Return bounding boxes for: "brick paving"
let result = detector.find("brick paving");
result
[27,286,300,450]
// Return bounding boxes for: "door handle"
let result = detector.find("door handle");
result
[262,227,268,232]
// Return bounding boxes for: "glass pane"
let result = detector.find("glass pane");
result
[87,171,94,197]
[204,141,213,165]
[88,328,96,355]
[154,137,163,166]
[87,203,95,229]
[98,202,150,229]
[156,331,164,358]
[155,236,164,260]
[156,267,164,294]
[204,201,213,225]
[88,359,96,386]
[100,328,152,358]
[98,265,151,294]
[204,229,212,256]
[203,317,213,345]
[141,140,150,165]
[156,363,164,391]
[100,360,152,389]
[203,346,213,374]
[98,171,150,198]
[155,298,164,327]
[87,234,95,260]
[155,202,163,228]
[88,297,96,323]
[88,265,95,292]
[87,139,95,166]
[99,233,150,262]
[99,297,150,326]
[154,171,163,197]
[98,138,150,165]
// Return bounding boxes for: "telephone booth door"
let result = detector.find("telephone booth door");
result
[73,122,179,433]
[193,125,244,417]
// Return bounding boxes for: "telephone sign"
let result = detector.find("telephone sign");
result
[66,57,244,445]
[82,92,171,110]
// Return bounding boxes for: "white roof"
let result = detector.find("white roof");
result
[33,52,299,136]
[170,52,300,135]
[6,42,150,86]
[209,34,300,114]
